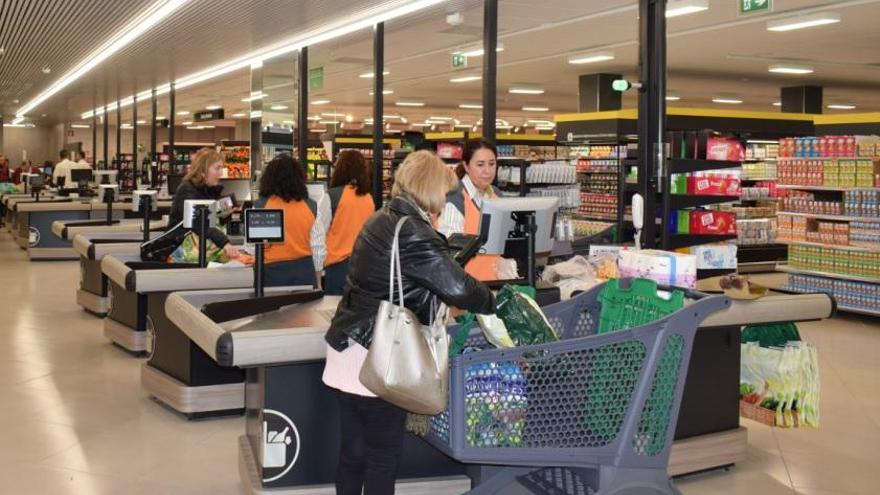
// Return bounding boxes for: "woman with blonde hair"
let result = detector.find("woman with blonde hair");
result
[322,150,494,495]
[167,147,238,259]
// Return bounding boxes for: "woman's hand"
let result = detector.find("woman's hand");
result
[223,243,240,259]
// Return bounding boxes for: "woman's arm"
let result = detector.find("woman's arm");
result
[310,194,330,272]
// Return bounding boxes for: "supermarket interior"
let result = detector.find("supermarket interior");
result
[1,0,879,494]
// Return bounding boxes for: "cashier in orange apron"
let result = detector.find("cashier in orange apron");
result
[322,150,376,295]
[438,140,502,281]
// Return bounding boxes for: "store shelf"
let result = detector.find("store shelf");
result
[668,158,741,174]
[777,184,880,192]
[665,233,737,250]
[741,177,778,182]
[775,264,880,284]
[777,211,880,223]
[781,285,880,317]
[669,194,740,209]
[779,240,880,253]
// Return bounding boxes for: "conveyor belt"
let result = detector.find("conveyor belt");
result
[73,232,162,259]
[101,254,255,293]
[52,218,166,239]
[166,288,835,369]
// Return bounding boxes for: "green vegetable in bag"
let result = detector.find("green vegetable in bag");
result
[493,285,559,347]
[167,232,229,264]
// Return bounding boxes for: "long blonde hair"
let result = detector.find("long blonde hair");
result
[184,148,222,187]
[392,150,457,214]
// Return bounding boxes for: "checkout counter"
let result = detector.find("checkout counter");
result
[163,280,833,493]
[99,253,255,417]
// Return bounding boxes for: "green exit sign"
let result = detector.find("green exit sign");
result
[740,0,772,14]
[452,53,468,69]
[309,66,324,91]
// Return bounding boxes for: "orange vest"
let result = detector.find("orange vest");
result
[325,186,375,266]
[264,196,315,264]
[462,189,502,281]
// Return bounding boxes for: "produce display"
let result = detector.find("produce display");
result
[221,144,250,179]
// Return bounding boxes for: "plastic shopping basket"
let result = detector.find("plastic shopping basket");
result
[425,278,730,495]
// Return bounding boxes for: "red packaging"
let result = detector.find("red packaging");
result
[687,174,742,195]
[706,137,745,161]
[689,210,737,235]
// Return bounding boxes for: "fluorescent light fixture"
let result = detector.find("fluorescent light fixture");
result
[176,110,190,115]
[311,99,331,105]
[307,116,322,121]
[429,116,453,121]
[827,104,856,110]
[121,123,133,129]
[384,114,402,119]
[321,112,347,117]
[712,97,743,104]
[310,128,327,133]
[368,89,394,95]
[205,104,222,110]
[3,123,35,128]
[527,119,554,126]
[453,43,504,58]
[747,139,780,144]
[359,70,390,78]
[231,112,247,118]
[459,103,483,109]
[15,0,191,118]
[270,104,289,110]
[665,95,681,101]
[282,120,295,125]
[181,121,193,125]
[767,11,840,32]
[250,110,263,119]
[136,120,146,124]
[509,84,544,95]
[535,125,555,130]
[345,115,354,122]
[772,102,782,107]
[522,106,549,112]
[450,74,481,83]
[186,126,203,130]
[155,115,166,120]
[70,124,91,129]
[400,117,408,124]
[768,64,814,75]
[666,0,709,18]
[567,51,615,65]
[454,124,472,129]
[319,120,341,125]
[425,119,449,125]
[496,124,513,130]
[241,93,266,102]
[395,101,424,107]
[410,123,430,128]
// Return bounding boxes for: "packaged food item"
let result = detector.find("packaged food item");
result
[691,243,738,269]
[689,210,737,235]
[618,249,697,289]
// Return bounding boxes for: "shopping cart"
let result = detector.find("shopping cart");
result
[425,278,731,495]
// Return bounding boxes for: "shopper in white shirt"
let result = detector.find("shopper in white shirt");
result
[76,151,90,167]
[52,150,92,188]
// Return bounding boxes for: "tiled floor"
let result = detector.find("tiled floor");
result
[1,228,878,494]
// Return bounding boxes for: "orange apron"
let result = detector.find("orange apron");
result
[462,189,502,281]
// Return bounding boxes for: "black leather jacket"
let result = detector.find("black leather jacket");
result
[325,195,495,352]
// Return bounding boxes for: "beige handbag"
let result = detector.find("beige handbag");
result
[359,216,450,415]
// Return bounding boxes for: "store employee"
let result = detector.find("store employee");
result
[51,149,91,187]
[322,150,375,295]
[257,154,328,288]
[438,139,503,281]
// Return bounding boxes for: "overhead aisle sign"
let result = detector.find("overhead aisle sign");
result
[739,0,772,14]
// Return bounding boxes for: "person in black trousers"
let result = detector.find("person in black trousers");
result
[323,150,495,495]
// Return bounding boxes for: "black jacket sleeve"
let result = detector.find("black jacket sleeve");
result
[168,182,229,247]
[399,225,494,315]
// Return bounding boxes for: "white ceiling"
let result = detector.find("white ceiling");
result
[5,0,880,132]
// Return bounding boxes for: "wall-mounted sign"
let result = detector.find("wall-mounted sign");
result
[194,109,224,122]
[309,67,324,91]
[452,53,468,69]
[739,0,772,14]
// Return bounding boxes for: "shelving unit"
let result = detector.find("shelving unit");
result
[115,153,136,193]
[332,135,400,199]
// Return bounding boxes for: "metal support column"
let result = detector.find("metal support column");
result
[116,101,122,167]
[132,95,138,186]
[637,0,666,249]
[169,84,176,172]
[91,111,97,166]
[150,89,158,187]
[371,22,385,209]
[297,47,309,166]
[102,107,109,170]
[482,0,498,144]
[250,62,264,180]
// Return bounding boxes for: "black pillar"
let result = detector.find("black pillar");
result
[132,96,138,184]
[250,63,263,180]
[297,47,309,165]
[638,0,666,249]
[116,101,122,167]
[482,0,498,144]
[102,107,109,169]
[169,84,176,172]
[150,89,157,160]
[371,22,384,209]
[781,85,823,114]
[91,111,97,166]
[578,74,623,113]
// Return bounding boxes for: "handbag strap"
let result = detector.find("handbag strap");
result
[387,216,408,306]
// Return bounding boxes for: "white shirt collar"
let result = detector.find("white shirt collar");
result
[461,175,494,207]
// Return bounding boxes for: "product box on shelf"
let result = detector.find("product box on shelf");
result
[690,243,738,269]
[689,210,737,235]
[706,137,745,162]
[619,249,697,289]
[687,172,742,196]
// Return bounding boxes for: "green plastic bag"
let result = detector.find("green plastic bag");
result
[167,232,229,264]
[494,285,559,347]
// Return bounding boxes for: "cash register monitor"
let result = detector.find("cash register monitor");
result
[70,169,93,187]
[245,209,285,244]
[480,197,559,255]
